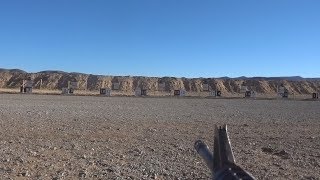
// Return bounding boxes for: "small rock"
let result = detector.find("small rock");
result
[150,173,158,179]
[274,150,291,159]
[106,168,114,173]
[2,158,10,162]
[149,128,157,132]
[19,171,30,177]
[261,147,274,154]
[30,151,38,156]
[16,157,24,163]
[130,148,144,156]
[97,160,109,167]
[79,170,87,178]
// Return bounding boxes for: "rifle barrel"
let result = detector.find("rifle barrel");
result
[194,140,214,173]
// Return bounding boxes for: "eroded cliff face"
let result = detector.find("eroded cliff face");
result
[0,70,319,95]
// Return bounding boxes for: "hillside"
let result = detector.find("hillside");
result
[0,68,319,95]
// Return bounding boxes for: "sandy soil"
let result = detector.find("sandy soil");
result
[0,94,319,179]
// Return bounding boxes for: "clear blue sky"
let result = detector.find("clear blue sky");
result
[0,0,319,78]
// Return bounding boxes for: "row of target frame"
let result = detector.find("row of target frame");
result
[62,88,320,99]
[18,81,320,99]
[60,87,223,97]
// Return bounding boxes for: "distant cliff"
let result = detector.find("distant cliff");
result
[0,68,319,95]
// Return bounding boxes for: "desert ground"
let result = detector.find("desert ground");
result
[0,94,319,179]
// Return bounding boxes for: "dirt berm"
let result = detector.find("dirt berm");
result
[0,69,319,95]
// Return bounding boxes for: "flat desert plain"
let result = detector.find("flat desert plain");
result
[0,94,319,179]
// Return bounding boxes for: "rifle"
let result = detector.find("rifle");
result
[195,125,256,180]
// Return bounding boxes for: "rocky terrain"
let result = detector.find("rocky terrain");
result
[0,94,319,179]
[0,68,320,96]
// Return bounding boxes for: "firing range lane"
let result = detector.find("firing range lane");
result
[0,94,319,179]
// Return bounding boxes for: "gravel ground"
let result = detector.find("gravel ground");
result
[0,94,319,180]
